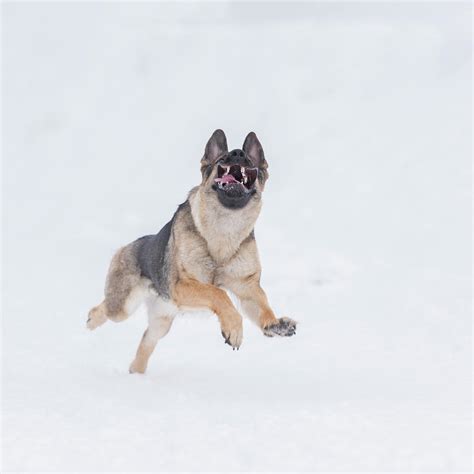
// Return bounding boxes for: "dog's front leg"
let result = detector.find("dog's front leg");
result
[173,279,243,349]
[232,282,297,338]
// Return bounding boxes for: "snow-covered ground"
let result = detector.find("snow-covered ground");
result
[2,2,471,472]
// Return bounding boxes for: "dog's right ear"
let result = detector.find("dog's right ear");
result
[203,129,228,164]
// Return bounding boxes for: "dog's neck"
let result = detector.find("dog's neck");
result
[188,187,261,263]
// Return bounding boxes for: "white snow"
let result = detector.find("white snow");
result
[2,2,471,472]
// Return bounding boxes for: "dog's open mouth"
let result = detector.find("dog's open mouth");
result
[214,164,258,191]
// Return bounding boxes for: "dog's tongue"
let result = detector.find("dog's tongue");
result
[215,174,238,185]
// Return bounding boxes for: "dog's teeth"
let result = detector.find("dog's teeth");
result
[224,166,230,175]
[243,176,248,184]
[241,166,246,177]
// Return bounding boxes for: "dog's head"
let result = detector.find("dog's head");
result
[200,129,268,209]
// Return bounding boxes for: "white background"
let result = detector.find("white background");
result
[3,2,471,472]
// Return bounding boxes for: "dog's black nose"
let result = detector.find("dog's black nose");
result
[230,149,245,158]
[223,149,252,167]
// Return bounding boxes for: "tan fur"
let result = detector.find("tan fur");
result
[86,302,107,330]
[129,314,174,374]
[215,235,279,329]
[104,246,143,319]
[172,278,243,348]
[87,245,150,330]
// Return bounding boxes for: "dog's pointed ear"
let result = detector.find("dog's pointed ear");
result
[243,132,267,169]
[204,129,228,164]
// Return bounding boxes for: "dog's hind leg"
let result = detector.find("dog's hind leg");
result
[129,297,176,374]
[87,301,108,330]
[87,244,146,330]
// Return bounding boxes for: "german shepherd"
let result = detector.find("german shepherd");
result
[87,130,297,374]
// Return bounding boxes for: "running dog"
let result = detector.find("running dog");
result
[87,130,297,373]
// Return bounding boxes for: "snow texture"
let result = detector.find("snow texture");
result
[2,2,471,472]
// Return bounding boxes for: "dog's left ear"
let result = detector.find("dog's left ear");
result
[243,132,268,169]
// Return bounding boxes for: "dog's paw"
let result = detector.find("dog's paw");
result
[221,319,243,350]
[263,317,297,338]
[86,305,107,330]
[129,360,147,374]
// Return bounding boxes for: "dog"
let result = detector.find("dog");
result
[87,130,297,374]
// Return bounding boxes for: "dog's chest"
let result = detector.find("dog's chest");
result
[176,226,254,287]
[182,190,259,284]
[194,197,255,258]
[180,233,244,284]
[205,227,247,263]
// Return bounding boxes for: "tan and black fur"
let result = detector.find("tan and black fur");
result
[87,130,296,374]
